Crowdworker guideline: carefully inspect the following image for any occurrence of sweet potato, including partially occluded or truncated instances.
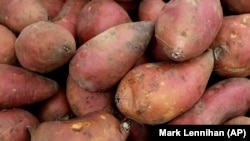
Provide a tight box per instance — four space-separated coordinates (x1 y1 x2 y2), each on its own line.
36 86 73 122
69 21 154 92
211 14 250 77
66 75 114 117
115 49 214 125
0 64 59 109
39 0 66 19
0 24 16 64
29 111 129 141
155 0 223 61
0 108 39 141
0 0 49 33
15 21 76 73
52 0 88 40
168 77 250 124
224 116 250 125
138 0 165 23
77 0 132 44
221 0 250 14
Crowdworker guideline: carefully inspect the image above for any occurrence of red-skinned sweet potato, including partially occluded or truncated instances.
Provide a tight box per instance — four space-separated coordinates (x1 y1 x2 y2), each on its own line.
168 77 250 124
69 21 154 92
0 108 39 141
52 0 88 40
0 0 49 33
36 86 73 122
155 0 223 61
221 0 250 14
15 21 76 73
115 49 214 125
66 75 114 117
77 0 132 44
211 14 250 77
224 116 250 125
39 0 66 19
29 111 129 141
0 24 16 64
138 0 165 23
0 64 58 109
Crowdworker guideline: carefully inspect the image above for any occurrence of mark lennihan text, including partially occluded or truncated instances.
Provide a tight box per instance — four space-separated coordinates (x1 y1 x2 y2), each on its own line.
183 129 224 136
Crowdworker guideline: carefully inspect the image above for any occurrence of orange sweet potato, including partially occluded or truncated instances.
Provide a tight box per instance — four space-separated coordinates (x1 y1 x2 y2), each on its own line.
29 111 129 141
0 64 58 109
52 0 88 40
69 21 154 92
66 75 114 117
211 14 250 77
115 49 214 125
15 21 76 73
169 78 250 124
0 108 39 141
77 0 132 44
0 24 16 64
155 0 223 61
0 0 49 33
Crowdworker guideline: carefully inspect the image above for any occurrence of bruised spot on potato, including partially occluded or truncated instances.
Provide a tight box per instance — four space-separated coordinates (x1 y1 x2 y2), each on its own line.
180 30 188 37
63 45 71 53
213 45 227 61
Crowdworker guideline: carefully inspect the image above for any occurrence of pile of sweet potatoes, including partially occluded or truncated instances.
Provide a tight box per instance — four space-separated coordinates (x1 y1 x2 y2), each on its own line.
0 0 250 140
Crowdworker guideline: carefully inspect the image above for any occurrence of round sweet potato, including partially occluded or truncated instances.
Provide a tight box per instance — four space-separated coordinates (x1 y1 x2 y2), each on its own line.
15 21 76 73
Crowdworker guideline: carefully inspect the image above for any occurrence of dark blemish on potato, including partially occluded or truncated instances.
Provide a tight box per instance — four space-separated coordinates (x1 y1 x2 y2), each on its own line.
180 30 188 37
115 95 120 105
120 118 133 133
213 45 225 60
171 52 182 59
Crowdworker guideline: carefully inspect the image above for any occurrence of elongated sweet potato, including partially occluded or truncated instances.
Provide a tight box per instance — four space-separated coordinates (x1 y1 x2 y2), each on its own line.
0 0 49 33
66 75 114 117
39 0 66 19
69 21 154 92
0 24 16 64
168 78 250 124
224 116 250 125
15 21 76 73
77 0 132 44
115 49 214 125
211 14 250 77
36 86 73 122
0 64 58 109
29 111 129 141
221 0 250 14
0 108 39 141
52 0 88 40
155 0 223 61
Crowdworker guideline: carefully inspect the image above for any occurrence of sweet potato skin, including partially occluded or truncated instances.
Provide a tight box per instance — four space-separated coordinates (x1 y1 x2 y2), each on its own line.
169 78 250 125
52 0 88 39
36 86 73 122
66 75 114 117
0 24 16 64
211 14 250 77
15 21 76 73
0 108 39 141
224 116 250 125
0 0 49 33
29 111 128 141
115 49 214 125
155 0 223 61
77 0 132 44
221 0 250 14
0 64 59 109
69 21 154 92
